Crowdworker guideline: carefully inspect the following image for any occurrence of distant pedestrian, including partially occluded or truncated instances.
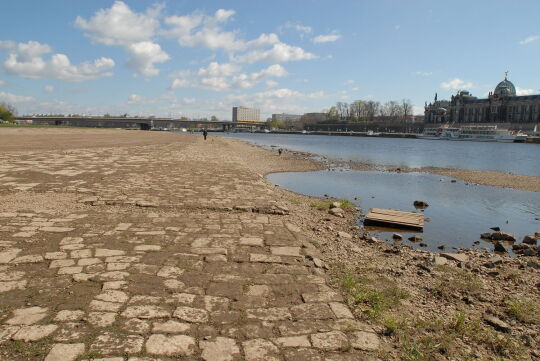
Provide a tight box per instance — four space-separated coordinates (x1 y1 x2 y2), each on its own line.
278 148 283 156
203 129 208 140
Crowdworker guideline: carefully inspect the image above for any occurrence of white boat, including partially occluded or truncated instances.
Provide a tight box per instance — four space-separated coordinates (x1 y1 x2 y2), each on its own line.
417 127 460 140
455 126 527 142
367 130 381 136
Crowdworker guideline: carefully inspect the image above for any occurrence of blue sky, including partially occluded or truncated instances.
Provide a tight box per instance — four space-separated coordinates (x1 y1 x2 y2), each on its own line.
0 0 539 120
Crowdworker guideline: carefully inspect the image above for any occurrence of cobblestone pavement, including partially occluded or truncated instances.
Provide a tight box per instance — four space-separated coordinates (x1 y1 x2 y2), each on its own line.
0 133 380 360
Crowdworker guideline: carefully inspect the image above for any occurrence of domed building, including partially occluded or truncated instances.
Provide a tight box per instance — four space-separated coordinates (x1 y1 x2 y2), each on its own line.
425 74 540 127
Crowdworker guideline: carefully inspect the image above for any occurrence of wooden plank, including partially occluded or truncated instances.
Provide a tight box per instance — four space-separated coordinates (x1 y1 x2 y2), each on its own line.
364 208 424 230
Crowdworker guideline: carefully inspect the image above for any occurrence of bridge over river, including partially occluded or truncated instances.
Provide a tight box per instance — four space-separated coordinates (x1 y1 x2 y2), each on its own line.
15 116 266 131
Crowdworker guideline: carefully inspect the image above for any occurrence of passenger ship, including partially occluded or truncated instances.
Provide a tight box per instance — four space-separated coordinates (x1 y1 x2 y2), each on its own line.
418 125 527 142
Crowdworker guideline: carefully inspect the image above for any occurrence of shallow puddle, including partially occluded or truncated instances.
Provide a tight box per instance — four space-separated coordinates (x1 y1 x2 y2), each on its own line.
268 170 540 254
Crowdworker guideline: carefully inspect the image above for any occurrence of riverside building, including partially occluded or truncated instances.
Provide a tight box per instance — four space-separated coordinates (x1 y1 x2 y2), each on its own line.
232 106 261 123
425 74 540 125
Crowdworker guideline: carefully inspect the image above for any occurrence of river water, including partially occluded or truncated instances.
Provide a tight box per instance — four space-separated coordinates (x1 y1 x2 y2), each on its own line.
216 133 540 254
218 133 540 176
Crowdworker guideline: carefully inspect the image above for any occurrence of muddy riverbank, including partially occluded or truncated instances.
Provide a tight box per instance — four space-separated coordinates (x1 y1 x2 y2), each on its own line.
0 128 538 360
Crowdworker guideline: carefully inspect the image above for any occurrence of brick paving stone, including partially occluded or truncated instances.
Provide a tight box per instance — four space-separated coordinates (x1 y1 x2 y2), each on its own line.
45 252 68 260
50 259 76 268
54 310 85 322
290 303 334 320
156 266 185 278
349 331 380 351
89 300 123 312
78 258 102 266
310 331 349 351
152 320 191 333
44 343 85 361
247 307 292 321
200 337 241 361
6 306 48 325
274 335 311 347
239 237 264 246
302 292 343 303
329 303 354 319
0 280 27 292
270 247 301 257
95 290 130 303
122 305 171 319
58 266 83 275
90 333 144 354
282 348 324 361
11 254 44 263
146 334 196 356
173 306 209 323
242 338 281 361
86 312 117 327
12 324 58 341
95 249 126 257
123 318 151 333
250 254 282 263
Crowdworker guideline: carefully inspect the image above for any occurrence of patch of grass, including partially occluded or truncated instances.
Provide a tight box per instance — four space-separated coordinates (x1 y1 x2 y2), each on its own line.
1 339 51 359
310 198 353 211
499 268 522 281
335 268 408 320
290 198 301 205
395 313 526 361
506 297 540 324
433 265 482 296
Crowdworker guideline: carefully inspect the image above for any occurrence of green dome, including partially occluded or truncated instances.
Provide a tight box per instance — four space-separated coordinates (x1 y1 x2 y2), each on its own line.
494 77 516 97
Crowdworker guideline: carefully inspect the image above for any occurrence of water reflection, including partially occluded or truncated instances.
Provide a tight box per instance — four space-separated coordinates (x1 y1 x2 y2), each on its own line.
267 170 540 254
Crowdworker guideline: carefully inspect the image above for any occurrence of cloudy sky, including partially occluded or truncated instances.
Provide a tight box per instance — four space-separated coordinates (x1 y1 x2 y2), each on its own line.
1 0 539 120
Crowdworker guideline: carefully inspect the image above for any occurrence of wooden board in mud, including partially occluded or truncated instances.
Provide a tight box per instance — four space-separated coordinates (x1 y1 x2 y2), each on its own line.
364 208 424 230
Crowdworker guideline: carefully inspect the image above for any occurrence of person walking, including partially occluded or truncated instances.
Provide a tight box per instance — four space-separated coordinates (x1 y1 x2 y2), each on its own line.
203 129 208 140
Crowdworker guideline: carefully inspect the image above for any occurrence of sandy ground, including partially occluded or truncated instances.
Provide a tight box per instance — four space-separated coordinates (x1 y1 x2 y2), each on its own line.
0 128 537 361
344 160 540 192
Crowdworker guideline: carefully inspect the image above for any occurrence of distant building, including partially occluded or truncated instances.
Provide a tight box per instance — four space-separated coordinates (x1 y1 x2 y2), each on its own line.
232 106 260 123
300 112 327 126
425 74 540 124
271 113 302 129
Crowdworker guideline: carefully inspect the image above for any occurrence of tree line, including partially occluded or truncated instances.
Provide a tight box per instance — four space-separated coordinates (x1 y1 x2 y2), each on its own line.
326 99 413 122
0 102 16 123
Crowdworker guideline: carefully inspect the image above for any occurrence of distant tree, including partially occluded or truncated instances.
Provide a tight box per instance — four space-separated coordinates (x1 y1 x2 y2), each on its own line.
103 113 112 118
210 115 219 121
267 119 285 129
0 103 16 123
401 99 413 121
179 116 189 121
327 106 338 121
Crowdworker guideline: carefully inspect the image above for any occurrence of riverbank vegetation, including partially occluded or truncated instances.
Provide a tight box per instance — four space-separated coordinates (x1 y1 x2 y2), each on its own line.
326 99 414 123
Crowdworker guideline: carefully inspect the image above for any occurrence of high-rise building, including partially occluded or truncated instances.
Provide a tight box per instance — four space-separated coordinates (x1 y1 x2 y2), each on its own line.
232 106 261 122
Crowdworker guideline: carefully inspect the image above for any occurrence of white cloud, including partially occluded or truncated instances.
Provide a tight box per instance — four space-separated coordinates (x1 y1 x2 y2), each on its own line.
346 79 354 84
519 35 540 45
75 1 168 76
165 9 245 52
125 41 170 76
183 97 196 104
266 80 278 88
394 24 401 30
0 91 34 103
279 22 312 39
165 9 316 65
170 62 288 91
415 71 433 76
44 85 54 93
440 78 473 90
231 43 317 63
313 31 341 43
0 80 5 86
2 40 114 81
516 87 538 96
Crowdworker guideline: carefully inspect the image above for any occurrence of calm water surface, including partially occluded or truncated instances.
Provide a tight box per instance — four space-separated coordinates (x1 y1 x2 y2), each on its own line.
218 133 540 176
268 170 540 254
